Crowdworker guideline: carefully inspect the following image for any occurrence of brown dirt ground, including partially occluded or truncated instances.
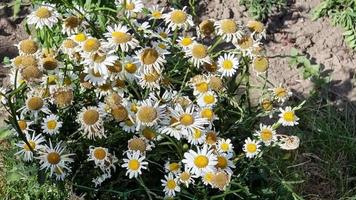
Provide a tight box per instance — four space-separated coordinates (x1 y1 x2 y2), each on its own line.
0 0 355 199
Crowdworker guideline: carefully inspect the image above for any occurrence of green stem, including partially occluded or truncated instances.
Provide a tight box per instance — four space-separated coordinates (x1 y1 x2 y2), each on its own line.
208 36 222 53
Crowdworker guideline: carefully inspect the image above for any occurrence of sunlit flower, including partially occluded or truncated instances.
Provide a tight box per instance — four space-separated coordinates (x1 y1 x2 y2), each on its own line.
103 24 139 52
162 173 181 197
122 150 148 179
243 137 261 158
135 47 166 74
116 0 144 17
149 6 164 20
177 36 195 49
217 53 239 77
271 84 292 103
135 98 165 129
15 133 45 161
164 161 181 175
27 4 59 29
182 145 217 176
215 19 243 43
254 124 276 146
163 7 193 31
41 114 62 135
197 91 218 107
215 153 235 175
77 106 106 139
278 107 299 126
216 138 234 154
185 42 211 68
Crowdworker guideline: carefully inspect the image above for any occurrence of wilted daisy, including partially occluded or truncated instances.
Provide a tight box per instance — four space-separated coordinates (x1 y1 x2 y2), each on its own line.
177 36 195 49
198 19 216 38
243 137 261 158
189 75 211 96
116 0 144 17
37 141 74 176
92 173 111 187
254 124 276 146
135 99 165 129
136 70 162 90
217 53 239 77
53 166 68 181
60 38 78 55
215 153 235 175
182 145 217 176
211 171 231 191
127 137 150 154
149 6 164 20
215 19 243 43
185 43 211 68
122 150 148 179
271 84 292 103
165 161 182 174
61 15 83 35
16 118 33 135
16 38 39 55
21 91 51 120
197 91 218 107
103 24 139 52
88 146 110 166
169 104 208 136
77 106 106 139
277 134 300 150
216 138 234 154
253 56 269 74
205 130 219 146
154 27 171 41
179 171 195 187
119 119 136 133
160 116 183 140
278 107 299 126
163 7 193 31
162 173 181 197
41 114 62 135
135 47 166 74
27 4 59 29
202 171 214 186
247 20 266 39
15 133 45 161
84 68 108 86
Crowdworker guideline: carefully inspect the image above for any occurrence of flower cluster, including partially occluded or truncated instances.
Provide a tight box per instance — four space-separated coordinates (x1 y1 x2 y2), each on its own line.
0 0 302 198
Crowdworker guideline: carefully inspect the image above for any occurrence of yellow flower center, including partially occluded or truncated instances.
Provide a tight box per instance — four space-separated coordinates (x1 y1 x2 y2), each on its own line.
128 159 140 170
204 172 214 183
246 143 257 153
158 43 166 49
112 31 132 44
125 119 134 126
23 141 36 151
35 7 52 19
141 48 159 65
199 19 215 36
253 57 269 73
247 20 264 33
130 103 138 113
137 106 157 123
159 32 168 38
83 38 100 52
18 120 27 131
170 10 187 24
180 171 191 181
92 53 106 63
19 39 38 54
125 2 135 10
47 120 57 130
216 156 228 169
144 72 160 82
206 131 217 145
220 19 237 34
180 114 194 126
111 106 128 122
54 89 73 108
27 97 44 111
83 109 100 125
22 65 42 81
203 94 215 104
261 99 273 111
166 179 176 189
181 37 192 46
125 63 137 74
220 143 229 152
93 148 107 160
212 172 229 190
62 39 77 49
196 82 208 93
91 69 102 77
283 111 295 122
64 16 80 28
74 33 87 42
108 61 122 73
274 87 287 98
191 44 208 59
193 128 202 139
152 11 162 19
142 127 156 140
42 57 58 70
237 36 253 49
201 108 213 120
222 60 233 70
169 162 180 172
20 55 37 68
128 138 147 153
194 155 209 168
47 152 61 164
260 129 273 141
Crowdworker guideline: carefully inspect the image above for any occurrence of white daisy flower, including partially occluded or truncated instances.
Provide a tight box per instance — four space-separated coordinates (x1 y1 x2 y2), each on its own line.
119 119 136 133
132 20 152 37
84 68 108 86
82 49 118 77
60 38 79 56
169 104 208 136
41 114 62 135
199 107 218 127
15 133 45 161
116 0 144 17
27 4 59 29
161 173 181 197
202 171 214 186
122 56 140 81
278 107 299 126
178 171 195 187
271 84 292 103
254 124 276 146
135 98 165 130
37 141 74 176
234 35 260 57
216 138 234 154
187 128 206 145
122 150 148 179
127 136 151 154
149 6 164 20
53 166 69 181
16 118 33 135
61 15 84 35
243 137 261 158
215 19 243 43
103 24 139 52
20 91 51 120
182 144 218 176
177 36 195 49
164 161 182 175
71 32 88 45
163 7 194 31
77 106 106 139
136 70 162 90
80 37 102 54
197 91 218 107
88 146 110 167
159 116 183 140
215 153 235 175
189 75 211 96
217 53 239 77
135 47 166 74
247 20 266 40
185 43 211 68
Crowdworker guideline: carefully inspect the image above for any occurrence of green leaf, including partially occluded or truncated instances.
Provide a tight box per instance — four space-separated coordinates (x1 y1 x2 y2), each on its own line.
290 48 299 56
12 0 21 18
0 128 11 139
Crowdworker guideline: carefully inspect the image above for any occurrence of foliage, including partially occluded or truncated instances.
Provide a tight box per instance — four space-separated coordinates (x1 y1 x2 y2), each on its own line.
239 0 287 21
313 0 356 49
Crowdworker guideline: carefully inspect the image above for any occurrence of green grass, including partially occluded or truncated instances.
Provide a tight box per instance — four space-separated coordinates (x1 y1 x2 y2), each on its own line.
239 0 287 21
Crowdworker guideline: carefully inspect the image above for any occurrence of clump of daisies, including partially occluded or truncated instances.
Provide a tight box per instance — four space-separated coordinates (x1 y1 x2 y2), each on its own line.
0 0 303 198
